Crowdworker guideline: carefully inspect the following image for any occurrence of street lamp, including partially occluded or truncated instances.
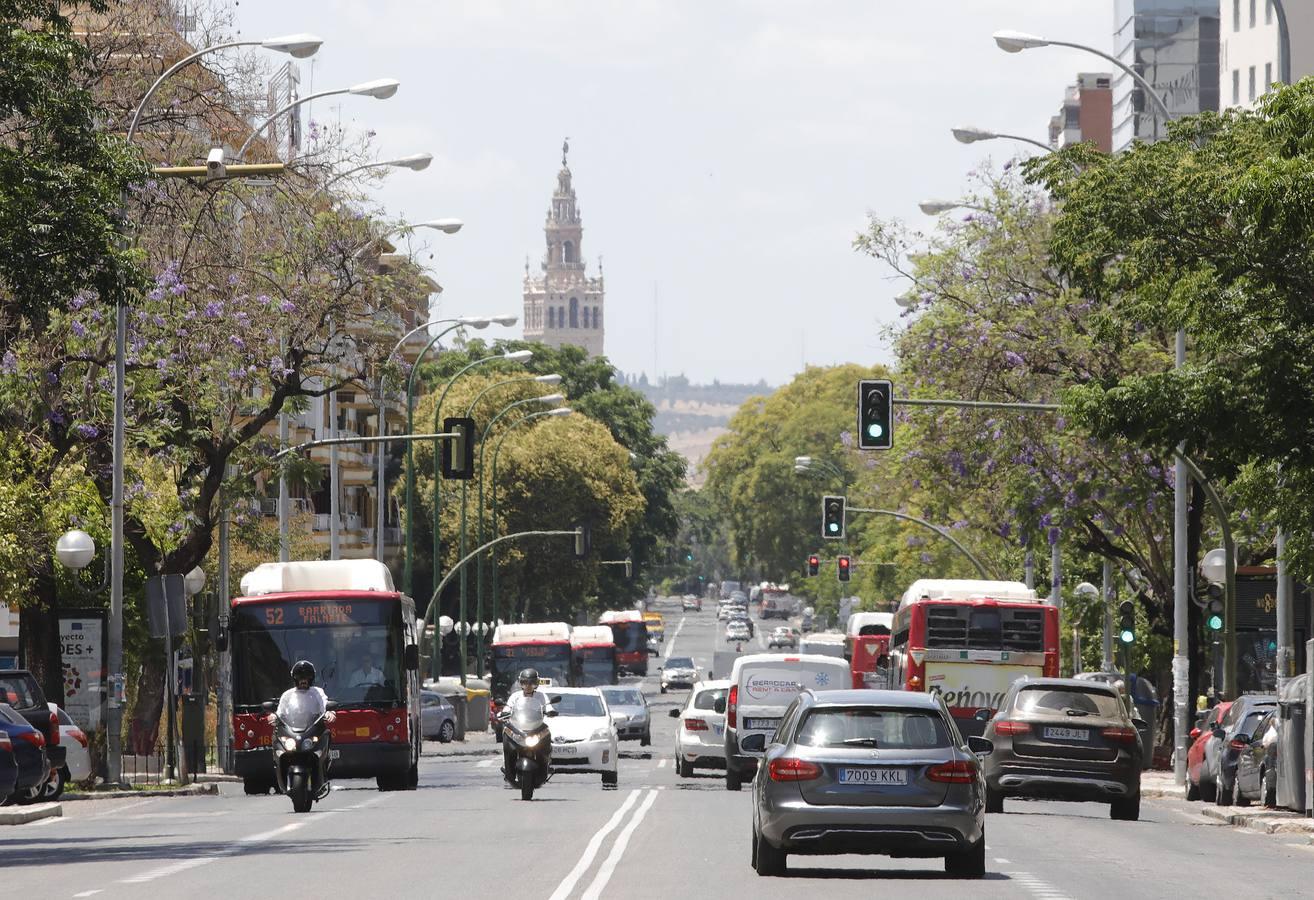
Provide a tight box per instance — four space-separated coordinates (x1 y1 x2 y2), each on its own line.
318 153 434 196
489 407 574 626
183 566 207 599
235 78 402 161
109 30 324 788
56 530 97 572
952 126 1053 154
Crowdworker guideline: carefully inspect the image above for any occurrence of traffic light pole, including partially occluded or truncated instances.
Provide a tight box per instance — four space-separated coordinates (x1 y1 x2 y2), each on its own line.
846 506 995 579
1175 453 1237 698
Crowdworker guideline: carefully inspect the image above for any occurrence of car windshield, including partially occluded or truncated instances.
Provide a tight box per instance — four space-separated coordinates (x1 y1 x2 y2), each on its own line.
602 689 642 707
667 657 694 668
1015 687 1122 718
694 688 728 711
554 693 605 717
796 707 951 749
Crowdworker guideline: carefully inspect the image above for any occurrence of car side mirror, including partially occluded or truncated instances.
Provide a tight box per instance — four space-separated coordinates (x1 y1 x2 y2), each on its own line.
403 644 420 671
1234 733 1252 745
974 708 993 723
546 709 559 717
967 736 994 756
261 700 277 712
714 699 727 714
668 708 680 718
1189 727 1201 740
1212 726 1226 740
548 695 563 705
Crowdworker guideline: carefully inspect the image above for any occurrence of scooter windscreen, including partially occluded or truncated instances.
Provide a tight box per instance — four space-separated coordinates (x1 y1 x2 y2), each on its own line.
509 705 545 732
279 692 326 731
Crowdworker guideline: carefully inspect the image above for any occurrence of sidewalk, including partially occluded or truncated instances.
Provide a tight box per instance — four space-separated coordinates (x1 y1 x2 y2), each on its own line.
1142 770 1314 841
1140 770 1180 799
422 728 501 758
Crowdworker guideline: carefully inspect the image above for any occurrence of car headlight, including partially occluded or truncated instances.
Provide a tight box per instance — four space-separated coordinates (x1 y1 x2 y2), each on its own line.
524 734 541 747
281 736 297 751
591 728 611 741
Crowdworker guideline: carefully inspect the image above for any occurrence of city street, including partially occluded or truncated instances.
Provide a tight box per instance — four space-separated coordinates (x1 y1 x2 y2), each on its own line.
1 600 1310 899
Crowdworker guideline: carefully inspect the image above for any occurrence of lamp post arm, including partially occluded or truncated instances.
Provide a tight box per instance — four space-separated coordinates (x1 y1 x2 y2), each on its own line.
994 132 1056 153
846 506 996 579
1045 38 1173 122
1272 0 1292 85
235 87 348 161
127 40 258 142
274 431 456 460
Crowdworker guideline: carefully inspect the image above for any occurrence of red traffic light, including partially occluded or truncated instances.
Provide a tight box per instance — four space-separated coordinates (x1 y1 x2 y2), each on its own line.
837 555 851 582
807 555 820 576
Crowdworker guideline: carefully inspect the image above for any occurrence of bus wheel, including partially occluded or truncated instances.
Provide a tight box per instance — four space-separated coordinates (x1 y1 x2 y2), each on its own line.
243 779 272 796
406 763 419 790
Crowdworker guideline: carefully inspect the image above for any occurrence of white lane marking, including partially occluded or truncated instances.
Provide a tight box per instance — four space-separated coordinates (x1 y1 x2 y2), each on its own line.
663 616 687 659
1005 871 1072 900
476 759 495 768
580 788 659 900
548 790 642 900
994 857 1012 864
72 892 103 898
657 759 668 769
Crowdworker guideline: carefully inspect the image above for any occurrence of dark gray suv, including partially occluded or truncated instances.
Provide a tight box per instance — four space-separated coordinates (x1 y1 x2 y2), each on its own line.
752 689 989 878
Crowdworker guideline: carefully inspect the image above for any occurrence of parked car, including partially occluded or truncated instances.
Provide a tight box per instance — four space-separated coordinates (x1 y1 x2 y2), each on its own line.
670 680 730 777
0 670 65 784
0 702 50 805
544 687 619 786
767 627 797 650
981 677 1143 821
660 657 698 693
751 688 989 878
1186 701 1232 801
1211 693 1277 807
1232 708 1279 807
0 729 17 802
420 690 457 743
44 703 90 798
599 686 651 746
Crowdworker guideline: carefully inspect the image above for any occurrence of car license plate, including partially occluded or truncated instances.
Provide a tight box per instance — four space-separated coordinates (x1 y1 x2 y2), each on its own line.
553 745 577 756
838 767 908 785
328 749 340 760
1042 727 1089 742
745 718 780 731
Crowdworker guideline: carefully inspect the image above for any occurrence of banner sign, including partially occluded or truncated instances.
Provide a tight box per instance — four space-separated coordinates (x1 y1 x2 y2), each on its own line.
59 609 107 731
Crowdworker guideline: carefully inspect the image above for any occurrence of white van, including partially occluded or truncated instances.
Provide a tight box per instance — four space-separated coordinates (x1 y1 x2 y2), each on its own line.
722 652 850 790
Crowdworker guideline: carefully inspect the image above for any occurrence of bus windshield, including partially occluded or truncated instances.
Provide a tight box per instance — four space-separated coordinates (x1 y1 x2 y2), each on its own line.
607 622 648 653
491 643 572 696
923 604 1045 653
231 602 403 709
574 646 615 687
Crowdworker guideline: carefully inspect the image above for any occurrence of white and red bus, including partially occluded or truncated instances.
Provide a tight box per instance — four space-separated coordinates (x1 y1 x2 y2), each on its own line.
599 609 650 676
888 579 1059 736
228 560 422 794
570 625 618 687
487 622 572 733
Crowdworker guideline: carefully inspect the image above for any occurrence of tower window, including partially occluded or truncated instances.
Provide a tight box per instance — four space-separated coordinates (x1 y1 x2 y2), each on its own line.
548 307 556 328
582 307 590 328
559 306 565 327
593 306 600 329
569 297 579 328
563 240 575 264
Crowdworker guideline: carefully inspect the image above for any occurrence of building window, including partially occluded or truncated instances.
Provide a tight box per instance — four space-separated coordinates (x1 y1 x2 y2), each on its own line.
1233 68 1241 105
1249 0 1256 28
1249 65 1257 102
593 306 600 329
582 306 590 328
563 240 575 264
569 297 579 328
548 306 556 328
1233 0 1240 31
559 306 565 328
1265 62 1273 94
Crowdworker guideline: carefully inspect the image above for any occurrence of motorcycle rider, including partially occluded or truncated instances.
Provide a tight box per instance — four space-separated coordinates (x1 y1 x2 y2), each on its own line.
270 660 338 726
501 668 549 783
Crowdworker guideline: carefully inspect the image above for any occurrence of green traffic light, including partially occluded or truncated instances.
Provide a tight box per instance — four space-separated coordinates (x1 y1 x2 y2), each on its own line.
867 423 883 438
1206 614 1223 631
1119 628 1135 644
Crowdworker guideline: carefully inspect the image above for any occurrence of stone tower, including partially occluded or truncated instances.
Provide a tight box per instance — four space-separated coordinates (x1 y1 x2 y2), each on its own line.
522 140 605 356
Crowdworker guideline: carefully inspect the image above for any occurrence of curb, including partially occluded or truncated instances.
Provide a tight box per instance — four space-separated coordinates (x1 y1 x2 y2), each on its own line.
1199 804 1314 835
425 747 501 758
0 802 62 825
193 774 242 783
61 783 219 802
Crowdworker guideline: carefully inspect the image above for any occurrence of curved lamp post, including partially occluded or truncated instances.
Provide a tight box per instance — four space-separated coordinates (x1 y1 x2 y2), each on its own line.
952 125 1054 154
323 153 433 194
110 31 323 788
489 408 574 626
234 78 401 161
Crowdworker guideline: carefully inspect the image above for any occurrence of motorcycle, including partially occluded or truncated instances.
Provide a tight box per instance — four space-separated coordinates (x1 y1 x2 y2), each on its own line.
263 700 336 813
499 700 557 801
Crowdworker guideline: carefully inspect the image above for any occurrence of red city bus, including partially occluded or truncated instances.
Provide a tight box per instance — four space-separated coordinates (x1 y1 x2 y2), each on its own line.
850 634 892 689
487 623 572 733
888 579 1059 737
599 610 649 676
228 561 421 794
570 626 618 687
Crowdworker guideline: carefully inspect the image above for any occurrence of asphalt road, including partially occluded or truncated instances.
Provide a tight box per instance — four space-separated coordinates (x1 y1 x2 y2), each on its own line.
4 598 1312 899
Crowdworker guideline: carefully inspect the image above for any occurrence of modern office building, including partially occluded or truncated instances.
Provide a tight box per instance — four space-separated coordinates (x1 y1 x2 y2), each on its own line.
1112 0 1221 150
1048 72 1115 152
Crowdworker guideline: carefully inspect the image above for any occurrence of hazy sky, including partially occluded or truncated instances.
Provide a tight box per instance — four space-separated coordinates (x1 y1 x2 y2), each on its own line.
234 1 1112 385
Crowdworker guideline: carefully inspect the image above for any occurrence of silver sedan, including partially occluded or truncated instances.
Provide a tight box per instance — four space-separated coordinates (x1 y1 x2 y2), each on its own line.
752 689 989 878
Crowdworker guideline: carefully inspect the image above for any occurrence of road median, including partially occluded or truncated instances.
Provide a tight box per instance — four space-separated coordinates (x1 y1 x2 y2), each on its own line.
1199 805 1314 837
0 802 62 825
61 783 219 802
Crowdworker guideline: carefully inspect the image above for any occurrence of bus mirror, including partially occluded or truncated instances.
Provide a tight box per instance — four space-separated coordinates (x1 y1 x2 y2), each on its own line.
261 700 277 712
325 700 340 712
403 644 420 671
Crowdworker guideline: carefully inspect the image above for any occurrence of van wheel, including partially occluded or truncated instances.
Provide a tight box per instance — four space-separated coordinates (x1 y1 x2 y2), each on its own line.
753 828 786 876
726 766 742 791
1110 793 1141 822
601 771 618 787
1232 775 1250 807
1263 767 1277 808
945 835 986 878
1185 778 1200 801
985 786 1004 814
41 766 67 801
640 730 651 747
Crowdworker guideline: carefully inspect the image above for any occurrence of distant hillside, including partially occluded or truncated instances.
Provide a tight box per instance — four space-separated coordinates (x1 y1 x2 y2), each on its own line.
620 373 774 485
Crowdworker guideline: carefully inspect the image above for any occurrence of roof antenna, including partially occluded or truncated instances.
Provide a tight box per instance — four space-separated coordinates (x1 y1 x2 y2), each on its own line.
562 137 570 167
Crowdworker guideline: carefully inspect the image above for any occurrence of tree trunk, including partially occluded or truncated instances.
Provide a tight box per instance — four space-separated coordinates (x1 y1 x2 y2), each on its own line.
128 651 164 757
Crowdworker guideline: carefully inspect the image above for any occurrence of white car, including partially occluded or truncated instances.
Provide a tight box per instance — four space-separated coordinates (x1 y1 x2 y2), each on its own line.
660 656 699 693
725 621 751 642
46 703 91 797
546 687 619 786
670 680 730 777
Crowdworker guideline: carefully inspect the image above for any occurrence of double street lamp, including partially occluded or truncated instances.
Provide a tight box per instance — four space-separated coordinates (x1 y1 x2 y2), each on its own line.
234 78 402 161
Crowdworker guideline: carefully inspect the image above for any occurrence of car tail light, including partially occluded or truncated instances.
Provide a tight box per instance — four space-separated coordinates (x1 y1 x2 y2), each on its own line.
683 718 708 732
926 760 977 783
1228 738 1248 751
0 732 10 751
994 720 1031 736
17 730 45 748
1102 726 1139 745
727 685 738 729
71 728 88 748
49 709 60 746
768 757 822 782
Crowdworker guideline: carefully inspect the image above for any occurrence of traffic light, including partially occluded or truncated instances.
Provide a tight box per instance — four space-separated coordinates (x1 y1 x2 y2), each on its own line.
822 495 846 540
1118 600 1136 644
574 523 591 559
807 555 820 577
1205 584 1224 632
857 379 894 450
441 417 477 479
837 555 851 582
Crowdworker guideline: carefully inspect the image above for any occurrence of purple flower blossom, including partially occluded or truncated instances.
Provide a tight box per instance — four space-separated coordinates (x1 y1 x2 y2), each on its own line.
997 522 1012 539
257 294 272 306
919 552 933 564
204 301 223 318
75 424 99 439
1047 526 1060 546
71 321 86 338
279 299 296 313
839 430 853 449
1 351 16 374
69 290 95 311
227 273 240 286
230 335 245 349
1003 350 1025 368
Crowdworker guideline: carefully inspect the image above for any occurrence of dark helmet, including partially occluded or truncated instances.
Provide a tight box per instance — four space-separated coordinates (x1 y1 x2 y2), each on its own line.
291 660 316 684
518 668 540 688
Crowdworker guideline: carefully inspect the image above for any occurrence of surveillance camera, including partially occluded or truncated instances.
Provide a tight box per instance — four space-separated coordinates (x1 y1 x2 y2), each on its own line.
206 147 227 180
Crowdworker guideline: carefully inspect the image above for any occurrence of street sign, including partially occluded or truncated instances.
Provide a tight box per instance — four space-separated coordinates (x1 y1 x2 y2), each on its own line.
145 574 187 638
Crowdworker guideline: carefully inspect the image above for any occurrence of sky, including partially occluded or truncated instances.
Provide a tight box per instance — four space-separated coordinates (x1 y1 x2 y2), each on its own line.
232 1 1114 386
